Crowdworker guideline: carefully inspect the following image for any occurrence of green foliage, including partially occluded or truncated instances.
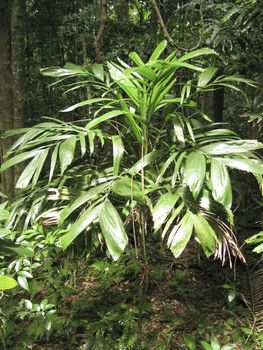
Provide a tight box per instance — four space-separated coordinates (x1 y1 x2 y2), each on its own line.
1 41 262 265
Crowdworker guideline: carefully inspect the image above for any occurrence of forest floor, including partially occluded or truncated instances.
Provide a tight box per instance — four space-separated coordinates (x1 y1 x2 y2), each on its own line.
30 245 262 350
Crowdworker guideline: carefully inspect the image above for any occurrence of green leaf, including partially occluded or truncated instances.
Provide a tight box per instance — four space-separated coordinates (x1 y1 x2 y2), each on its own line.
0 239 33 257
148 40 167 62
112 136 124 176
79 132 86 157
1 149 42 173
198 67 218 88
49 143 59 182
17 276 29 290
156 152 178 184
61 98 113 112
91 63 104 81
59 183 111 224
108 63 139 106
16 153 42 189
0 275 18 290
41 64 88 77
217 157 263 174
129 51 144 67
112 176 144 203
183 152 206 199
168 211 193 258
184 335 196 350
178 48 217 62
59 136 76 174
211 336 220 350
152 192 179 232
191 212 217 257
86 110 124 129
200 341 213 350
61 205 102 250
200 140 263 155
99 200 128 261
210 159 232 208
32 148 49 187
129 150 164 175
87 130 95 154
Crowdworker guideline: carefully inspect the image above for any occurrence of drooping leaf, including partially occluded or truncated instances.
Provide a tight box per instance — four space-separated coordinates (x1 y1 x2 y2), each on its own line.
152 192 179 232
99 200 128 261
178 48 217 62
86 110 124 129
191 212 217 257
210 159 232 208
61 98 113 112
1 149 42 173
200 140 263 155
198 67 218 88
16 153 41 189
79 132 86 157
112 135 124 176
91 63 104 81
184 335 196 350
217 157 263 174
49 143 59 182
167 211 193 258
61 205 102 250
129 150 164 175
32 148 49 187
59 183 111 224
183 152 206 199
59 136 76 174
0 275 18 290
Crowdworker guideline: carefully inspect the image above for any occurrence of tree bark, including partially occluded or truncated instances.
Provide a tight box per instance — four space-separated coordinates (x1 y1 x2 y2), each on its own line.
11 0 26 130
0 0 14 198
92 0 107 63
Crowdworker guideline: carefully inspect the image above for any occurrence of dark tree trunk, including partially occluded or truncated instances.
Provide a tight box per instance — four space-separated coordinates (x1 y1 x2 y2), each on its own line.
0 0 14 198
11 0 26 130
213 86 224 123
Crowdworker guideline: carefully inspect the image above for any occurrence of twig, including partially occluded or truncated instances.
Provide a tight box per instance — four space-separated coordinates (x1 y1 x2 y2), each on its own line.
151 0 205 52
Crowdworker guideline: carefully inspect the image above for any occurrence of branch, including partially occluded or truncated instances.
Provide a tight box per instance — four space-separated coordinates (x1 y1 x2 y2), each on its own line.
92 0 107 62
151 0 204 52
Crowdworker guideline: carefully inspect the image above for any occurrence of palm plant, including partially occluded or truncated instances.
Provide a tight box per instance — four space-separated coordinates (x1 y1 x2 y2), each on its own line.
1 40 263 344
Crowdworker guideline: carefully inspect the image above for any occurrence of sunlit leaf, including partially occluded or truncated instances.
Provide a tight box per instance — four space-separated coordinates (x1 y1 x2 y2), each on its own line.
210 159 232 208
183 152 206 199
112 176 144 203
191 212 217 257
167 211 193 258
198 67 218 88
61 205 102 250
0 275 18 290
59 136 76 174
99 200 128 261
152 192 179 232
112 136 124 176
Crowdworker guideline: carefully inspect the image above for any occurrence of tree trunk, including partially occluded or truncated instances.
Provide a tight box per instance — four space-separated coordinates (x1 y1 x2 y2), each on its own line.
213 87 224 123
0 0 14 198
117 0 129 20
11 0 26 130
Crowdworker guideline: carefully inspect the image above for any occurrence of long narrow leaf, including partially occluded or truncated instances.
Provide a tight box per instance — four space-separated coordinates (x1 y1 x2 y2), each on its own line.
99 200 128 261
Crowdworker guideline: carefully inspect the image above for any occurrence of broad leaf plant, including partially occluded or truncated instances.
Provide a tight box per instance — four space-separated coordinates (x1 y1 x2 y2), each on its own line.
1 40 263 267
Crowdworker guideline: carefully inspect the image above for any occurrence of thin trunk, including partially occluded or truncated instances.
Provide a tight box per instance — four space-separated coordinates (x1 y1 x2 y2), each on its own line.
11 0 26 183
92 0 107 63
0 0 14 198
213 87 224 123
117 0 129 20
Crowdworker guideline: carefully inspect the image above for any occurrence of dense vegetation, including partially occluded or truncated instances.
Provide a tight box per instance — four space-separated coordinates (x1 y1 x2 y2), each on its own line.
0 1 262 349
